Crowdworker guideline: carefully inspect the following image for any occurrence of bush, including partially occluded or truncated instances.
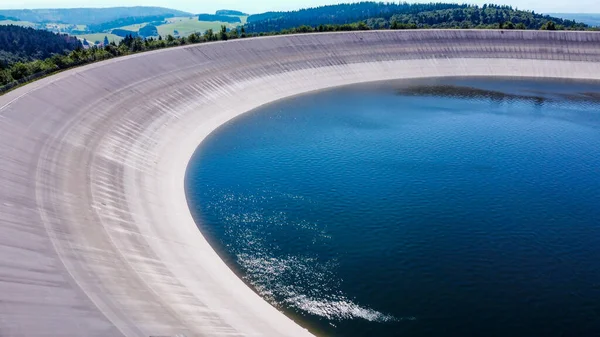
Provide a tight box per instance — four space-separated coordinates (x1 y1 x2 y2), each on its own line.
10 63 30 81
540 21 557 30
0 69 13 86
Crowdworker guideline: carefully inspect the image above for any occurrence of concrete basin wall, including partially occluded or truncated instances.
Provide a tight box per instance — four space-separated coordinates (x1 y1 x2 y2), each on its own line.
1 30 600 337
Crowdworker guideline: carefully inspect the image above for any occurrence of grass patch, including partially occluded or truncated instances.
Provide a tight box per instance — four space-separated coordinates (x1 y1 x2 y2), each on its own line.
157 17 238 36
75 33 123 44
0 20 37 28
2 16 247 40
114 23 148 31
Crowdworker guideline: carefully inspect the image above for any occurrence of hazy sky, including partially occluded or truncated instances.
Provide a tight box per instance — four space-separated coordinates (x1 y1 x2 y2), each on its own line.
1 0 598 14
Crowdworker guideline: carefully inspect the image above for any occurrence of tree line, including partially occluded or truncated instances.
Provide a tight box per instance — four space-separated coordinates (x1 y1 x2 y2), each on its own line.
198 14 241 23
216 10 248 16
247 2 465 24
0 28 234 90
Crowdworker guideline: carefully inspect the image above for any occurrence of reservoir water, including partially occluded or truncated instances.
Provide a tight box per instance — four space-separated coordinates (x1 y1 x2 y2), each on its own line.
185 78 600 337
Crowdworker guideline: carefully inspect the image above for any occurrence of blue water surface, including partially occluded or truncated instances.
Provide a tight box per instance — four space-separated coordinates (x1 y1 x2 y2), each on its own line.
185 78 600 337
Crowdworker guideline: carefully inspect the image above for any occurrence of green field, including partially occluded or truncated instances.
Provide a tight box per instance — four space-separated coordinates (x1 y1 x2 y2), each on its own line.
0 20 37 28
44 23 86 31
157 16 239 37
3 14 248 42
115 23 148 31
164 16 195 24
75 33 122 44
0 20 90 35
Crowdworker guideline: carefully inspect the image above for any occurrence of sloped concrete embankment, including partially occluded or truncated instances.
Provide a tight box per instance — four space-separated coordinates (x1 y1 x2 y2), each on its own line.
1 30 599 336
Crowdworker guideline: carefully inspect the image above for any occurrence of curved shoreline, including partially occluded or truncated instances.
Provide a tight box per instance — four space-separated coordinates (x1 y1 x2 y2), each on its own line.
1 30 600 337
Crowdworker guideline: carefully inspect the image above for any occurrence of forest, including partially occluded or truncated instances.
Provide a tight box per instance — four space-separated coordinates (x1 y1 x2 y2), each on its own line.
198 14 242 23
111 29 139 38
215 10 248 16
245 2 588 32
139 25 159 38
247 3 464 23
0 25 81 67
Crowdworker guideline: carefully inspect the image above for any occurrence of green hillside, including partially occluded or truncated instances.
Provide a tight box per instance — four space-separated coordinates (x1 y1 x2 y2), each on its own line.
0 20 36 28
76 33 122 44
86 14 175 33
0 7 248 39
156 17 236 37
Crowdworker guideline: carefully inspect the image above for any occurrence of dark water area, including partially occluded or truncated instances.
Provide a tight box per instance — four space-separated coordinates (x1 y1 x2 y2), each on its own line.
185 78 600 337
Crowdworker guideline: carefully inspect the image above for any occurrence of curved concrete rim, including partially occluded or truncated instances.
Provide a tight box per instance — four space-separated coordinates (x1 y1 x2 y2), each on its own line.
1 30 600 337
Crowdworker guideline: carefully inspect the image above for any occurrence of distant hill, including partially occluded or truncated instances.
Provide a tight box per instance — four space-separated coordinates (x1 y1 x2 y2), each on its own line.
246 3 467 24
0 25 80 66
0 14 20 21
216 10 248 16
549 13 600 27
198 14 241 23
87 14 174 33
245 2 588 32
0 7 191 25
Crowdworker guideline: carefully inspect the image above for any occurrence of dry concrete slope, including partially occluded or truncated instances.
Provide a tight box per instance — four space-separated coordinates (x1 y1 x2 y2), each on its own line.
1 30 600 337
